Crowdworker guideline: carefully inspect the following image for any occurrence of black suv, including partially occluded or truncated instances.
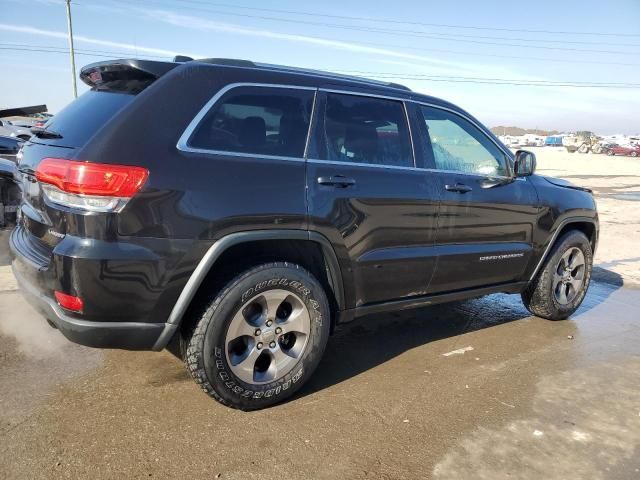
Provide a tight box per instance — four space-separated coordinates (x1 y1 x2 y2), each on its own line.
10 58 598 410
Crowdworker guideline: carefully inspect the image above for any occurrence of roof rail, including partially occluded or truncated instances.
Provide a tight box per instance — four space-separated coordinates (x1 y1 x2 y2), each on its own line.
192 57 411 91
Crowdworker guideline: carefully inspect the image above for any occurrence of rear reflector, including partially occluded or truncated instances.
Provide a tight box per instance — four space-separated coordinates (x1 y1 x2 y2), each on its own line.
55 291 84 313
36 158 148 212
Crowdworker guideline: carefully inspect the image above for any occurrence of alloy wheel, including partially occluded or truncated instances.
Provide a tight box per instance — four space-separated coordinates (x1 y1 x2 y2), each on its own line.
224 289 310 384
553 247 586 305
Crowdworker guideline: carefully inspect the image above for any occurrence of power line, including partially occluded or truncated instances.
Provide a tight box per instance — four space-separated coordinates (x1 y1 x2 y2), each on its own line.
336 70 640 87
352 76 640 89
0 42 170 59
132 0 640 38
0 46 169 60
3 40 640 70
4 42 639 86
1 46 638 89
72 2 640 66
99 0 640 56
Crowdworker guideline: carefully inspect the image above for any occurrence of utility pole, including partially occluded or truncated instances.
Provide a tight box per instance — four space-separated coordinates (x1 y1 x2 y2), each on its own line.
65 0 78 98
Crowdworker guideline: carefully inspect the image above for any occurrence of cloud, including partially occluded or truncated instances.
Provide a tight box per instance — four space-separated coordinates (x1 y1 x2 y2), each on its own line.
0 23 199 58
145 9 490 76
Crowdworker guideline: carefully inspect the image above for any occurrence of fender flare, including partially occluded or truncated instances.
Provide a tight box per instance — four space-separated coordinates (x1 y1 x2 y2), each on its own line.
153 229 345 350
528 216 598 282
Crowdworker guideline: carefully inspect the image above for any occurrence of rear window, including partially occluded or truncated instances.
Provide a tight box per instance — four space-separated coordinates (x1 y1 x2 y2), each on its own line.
39 90 135 147
188 86 315 158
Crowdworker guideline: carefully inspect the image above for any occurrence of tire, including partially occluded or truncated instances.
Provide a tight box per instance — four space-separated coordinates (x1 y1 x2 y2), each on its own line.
607 150 614 156
631 151 638 157
184 262 330 410
522 230 592 320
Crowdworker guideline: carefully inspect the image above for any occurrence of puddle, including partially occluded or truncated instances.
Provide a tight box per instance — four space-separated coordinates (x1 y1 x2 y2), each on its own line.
610 192 640 201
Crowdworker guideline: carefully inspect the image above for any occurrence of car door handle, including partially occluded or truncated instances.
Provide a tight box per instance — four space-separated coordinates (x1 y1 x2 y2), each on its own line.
445 183 472 193
317 175 356 188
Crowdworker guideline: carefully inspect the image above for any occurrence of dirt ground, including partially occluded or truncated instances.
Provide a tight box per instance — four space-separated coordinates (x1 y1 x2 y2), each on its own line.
1 148 639 480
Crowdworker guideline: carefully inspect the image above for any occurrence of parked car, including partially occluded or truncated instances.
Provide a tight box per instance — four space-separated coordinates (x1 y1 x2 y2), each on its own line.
0 136 21 227
606 144 640 157
0 119 31 140
0 135 23 162
10 58 599 410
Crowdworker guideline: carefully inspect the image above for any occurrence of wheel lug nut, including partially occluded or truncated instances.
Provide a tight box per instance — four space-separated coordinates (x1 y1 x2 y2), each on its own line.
266 320 273 327
255 329 261 336
275 327 282 334
257 342 263 350
269 341 276 348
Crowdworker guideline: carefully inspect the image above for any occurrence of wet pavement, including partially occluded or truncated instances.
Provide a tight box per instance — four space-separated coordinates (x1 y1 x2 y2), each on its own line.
1 268 639 479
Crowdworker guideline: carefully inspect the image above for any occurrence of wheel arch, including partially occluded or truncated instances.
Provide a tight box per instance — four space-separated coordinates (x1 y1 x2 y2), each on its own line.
529 216 598 282
153 230 345 350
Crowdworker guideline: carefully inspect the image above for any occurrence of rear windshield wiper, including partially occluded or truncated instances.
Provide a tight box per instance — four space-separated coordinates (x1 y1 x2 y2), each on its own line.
30 126 63 139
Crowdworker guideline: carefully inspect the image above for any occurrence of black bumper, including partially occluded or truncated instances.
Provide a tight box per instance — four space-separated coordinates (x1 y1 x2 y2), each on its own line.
11 263 175 351
9 225 179 351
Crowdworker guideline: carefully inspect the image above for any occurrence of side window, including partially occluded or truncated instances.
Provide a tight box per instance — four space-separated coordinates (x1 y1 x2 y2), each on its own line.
189 86 315 158
321 93 413 167
420 106 508 176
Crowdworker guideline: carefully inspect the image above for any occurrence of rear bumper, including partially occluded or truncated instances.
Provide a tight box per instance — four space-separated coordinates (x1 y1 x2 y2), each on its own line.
9 225 178 350
11 265 173 350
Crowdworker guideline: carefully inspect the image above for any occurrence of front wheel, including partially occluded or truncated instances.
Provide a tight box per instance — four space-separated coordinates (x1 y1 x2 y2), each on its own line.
522 230 593 320
184 262 330 410
607 150 614 156
631 151 638 157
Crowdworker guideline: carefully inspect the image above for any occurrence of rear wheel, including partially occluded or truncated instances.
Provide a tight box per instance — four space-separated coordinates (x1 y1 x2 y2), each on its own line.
522 230 592 320
184 262 330 410
607 150 614 156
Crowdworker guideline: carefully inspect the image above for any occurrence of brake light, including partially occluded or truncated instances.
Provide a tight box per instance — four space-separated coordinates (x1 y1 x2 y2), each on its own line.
54 291 84 313
35 158 148 212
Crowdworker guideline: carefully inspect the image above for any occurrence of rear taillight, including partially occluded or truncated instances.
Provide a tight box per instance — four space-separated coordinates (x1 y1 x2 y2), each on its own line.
35 158 148 212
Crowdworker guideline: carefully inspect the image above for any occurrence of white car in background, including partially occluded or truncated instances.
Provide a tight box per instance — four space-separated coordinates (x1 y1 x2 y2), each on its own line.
0 119 31 140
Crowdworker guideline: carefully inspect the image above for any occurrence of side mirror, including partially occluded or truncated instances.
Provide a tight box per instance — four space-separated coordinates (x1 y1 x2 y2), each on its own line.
514 150 536 177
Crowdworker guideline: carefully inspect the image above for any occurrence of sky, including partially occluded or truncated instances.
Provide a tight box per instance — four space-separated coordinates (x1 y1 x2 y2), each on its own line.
1 0 639 134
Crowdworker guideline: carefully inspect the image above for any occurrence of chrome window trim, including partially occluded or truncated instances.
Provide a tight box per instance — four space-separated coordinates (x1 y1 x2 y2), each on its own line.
177 82 514 177
307 158 420 172
176 82 317 161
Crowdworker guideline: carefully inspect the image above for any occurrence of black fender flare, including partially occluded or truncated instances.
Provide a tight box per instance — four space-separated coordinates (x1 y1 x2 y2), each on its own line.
153 229 345 350
528 216 598 282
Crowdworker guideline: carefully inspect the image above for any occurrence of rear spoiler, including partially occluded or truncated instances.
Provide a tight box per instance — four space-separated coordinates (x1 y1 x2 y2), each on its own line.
79 59 180 92
0 105 48 118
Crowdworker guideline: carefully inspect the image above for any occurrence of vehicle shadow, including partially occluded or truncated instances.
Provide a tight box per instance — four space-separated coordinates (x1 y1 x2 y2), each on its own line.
296 268 624 400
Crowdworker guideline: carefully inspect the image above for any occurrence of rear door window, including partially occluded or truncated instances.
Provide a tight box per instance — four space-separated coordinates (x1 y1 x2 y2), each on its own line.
188 86 315 158
319 93 413 168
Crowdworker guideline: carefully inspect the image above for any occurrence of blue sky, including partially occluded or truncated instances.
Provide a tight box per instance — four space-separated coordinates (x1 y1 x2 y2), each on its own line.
1 0 639 134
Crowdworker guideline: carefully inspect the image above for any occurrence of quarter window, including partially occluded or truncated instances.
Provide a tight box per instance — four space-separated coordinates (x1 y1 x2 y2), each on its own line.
420 106 508 176
189 86 315 158
320 93 413 167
